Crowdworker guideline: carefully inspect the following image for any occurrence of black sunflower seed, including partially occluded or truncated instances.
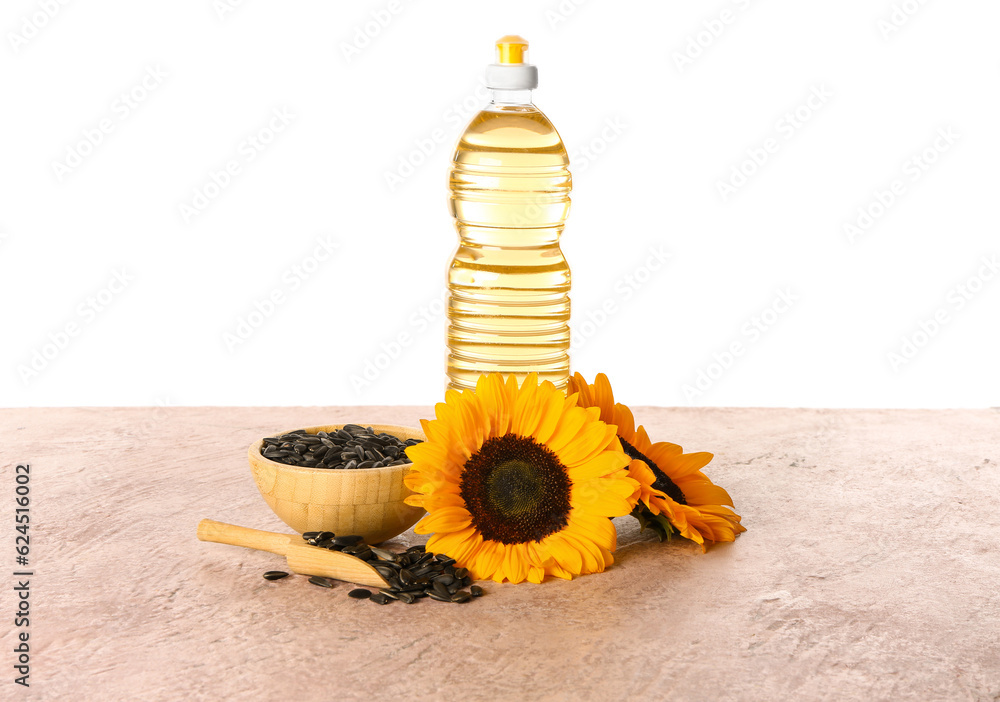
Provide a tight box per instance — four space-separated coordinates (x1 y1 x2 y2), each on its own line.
334 535 364 546
373 565 398 579
369 547 397 561
370 593 392 605
470 585 484 597
308 576 335 588
263 571 289 580
451 591 472 603
348 588 371 599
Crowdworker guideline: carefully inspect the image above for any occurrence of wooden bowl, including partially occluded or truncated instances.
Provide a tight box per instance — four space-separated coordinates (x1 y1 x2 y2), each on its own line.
248 423 426 544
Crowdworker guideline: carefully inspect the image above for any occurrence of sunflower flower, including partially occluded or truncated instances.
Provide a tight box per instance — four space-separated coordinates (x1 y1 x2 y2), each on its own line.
568 372 746 551
404 373 637 584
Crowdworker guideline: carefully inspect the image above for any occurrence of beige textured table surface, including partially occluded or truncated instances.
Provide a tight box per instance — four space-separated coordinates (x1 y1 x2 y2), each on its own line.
2 407 998 701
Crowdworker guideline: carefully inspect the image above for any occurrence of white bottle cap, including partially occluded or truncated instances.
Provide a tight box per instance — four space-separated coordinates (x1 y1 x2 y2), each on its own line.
485 35 538 90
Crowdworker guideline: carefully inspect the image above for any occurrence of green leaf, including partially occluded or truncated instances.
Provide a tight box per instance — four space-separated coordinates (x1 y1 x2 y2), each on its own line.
631 505 676 543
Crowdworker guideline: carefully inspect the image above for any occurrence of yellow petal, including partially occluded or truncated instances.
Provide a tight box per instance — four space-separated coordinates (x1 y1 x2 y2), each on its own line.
567 449 630 482
547 405 589 454
414 506 471 535
567 512 617 552
476 373 511 437
562 531 603 574
474 540 504 580
653 448 711 476
419 492 466 511
555 420 615 468
676 479 734 507
530 384 565 445
546 533 583 575
426 526 477 553
613 402 637 441
511 373 540 436
593 373 617 425
570 477 635 517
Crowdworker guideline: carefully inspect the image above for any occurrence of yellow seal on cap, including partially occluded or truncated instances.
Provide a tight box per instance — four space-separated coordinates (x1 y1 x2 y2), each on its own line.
496 35 528 65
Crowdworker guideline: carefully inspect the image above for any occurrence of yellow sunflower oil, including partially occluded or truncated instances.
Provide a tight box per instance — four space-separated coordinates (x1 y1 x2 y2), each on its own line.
447 36 572 392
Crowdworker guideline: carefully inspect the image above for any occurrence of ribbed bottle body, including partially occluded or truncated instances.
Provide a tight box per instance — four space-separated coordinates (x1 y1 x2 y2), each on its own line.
446 105 572 391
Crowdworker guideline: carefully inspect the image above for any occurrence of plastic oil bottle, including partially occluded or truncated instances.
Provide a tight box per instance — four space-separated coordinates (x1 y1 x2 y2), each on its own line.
446 36 572 392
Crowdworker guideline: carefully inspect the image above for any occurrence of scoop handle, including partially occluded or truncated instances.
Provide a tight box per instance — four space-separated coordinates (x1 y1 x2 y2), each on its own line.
197 519 292 556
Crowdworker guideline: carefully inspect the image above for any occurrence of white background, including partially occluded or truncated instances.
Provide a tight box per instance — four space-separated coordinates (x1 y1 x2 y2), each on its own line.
2 0 998 408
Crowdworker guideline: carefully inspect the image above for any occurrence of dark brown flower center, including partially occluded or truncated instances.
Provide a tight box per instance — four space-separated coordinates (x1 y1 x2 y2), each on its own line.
459 434 572 544
619 437 687 505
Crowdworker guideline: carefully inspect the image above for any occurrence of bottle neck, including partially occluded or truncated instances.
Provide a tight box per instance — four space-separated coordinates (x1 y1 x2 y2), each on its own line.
490 88 533 106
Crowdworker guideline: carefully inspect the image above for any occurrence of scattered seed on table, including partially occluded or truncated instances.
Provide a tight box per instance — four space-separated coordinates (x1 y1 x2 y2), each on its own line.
262 533 489 604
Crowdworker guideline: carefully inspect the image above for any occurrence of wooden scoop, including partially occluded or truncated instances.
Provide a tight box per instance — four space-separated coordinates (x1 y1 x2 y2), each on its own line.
197 519 390 588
